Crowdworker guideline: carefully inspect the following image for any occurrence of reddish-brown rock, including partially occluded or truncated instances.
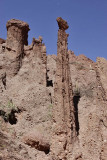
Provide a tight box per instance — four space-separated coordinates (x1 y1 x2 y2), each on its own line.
6 19 30 77
51 18 76 160
0 38 5 44
56 17 69 30
0 18 107 160
6 19 30 46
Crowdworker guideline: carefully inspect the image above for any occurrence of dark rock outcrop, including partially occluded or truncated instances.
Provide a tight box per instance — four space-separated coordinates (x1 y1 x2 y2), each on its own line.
0 38 5 44
56 17 69 30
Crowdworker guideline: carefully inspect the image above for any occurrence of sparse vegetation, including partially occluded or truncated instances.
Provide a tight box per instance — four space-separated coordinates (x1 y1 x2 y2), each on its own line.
0 100 19 124
77 64 85 70
48 104 53 119
73 81 80 96
70 62 85 70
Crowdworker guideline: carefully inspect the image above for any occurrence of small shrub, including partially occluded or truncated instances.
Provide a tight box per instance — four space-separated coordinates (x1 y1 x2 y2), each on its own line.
73 82 80 96
77 64 85 70
48 104 53 120
70 62 85 70
0 100 19 124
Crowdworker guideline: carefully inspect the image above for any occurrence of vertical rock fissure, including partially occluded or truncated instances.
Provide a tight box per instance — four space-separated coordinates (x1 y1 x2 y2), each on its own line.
96 69 106 101
46 72 53 87
2 73 6 89
73 95 80 135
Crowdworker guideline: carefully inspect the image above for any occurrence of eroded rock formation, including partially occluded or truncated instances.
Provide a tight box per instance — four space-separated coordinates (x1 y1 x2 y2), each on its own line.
6 19 30 77
0 17 107 160
0 38 5 44
51 17 76 160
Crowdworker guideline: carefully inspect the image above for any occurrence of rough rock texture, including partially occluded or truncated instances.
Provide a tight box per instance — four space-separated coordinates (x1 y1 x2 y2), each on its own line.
56 17 69 30
51 18 76 160
0 18 107 160
47 55 56 88
6 19 30 77
0 38 5 44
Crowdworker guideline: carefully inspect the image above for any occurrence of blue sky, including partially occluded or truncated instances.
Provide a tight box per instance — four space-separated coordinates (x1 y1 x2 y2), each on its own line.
0 0 107 61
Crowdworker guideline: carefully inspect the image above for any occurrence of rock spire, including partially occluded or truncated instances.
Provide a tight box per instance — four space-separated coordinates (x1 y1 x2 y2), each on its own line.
51 17 76 160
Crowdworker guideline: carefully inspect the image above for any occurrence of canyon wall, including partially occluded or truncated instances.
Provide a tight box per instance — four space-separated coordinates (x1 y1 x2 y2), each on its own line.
0 18 107 160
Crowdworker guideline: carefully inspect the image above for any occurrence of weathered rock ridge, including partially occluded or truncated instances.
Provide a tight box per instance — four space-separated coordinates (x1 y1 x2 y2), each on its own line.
0 18 107 160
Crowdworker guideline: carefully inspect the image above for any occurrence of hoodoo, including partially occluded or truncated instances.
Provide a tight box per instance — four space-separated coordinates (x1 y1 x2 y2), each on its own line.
51 17 76 160
6 19 30 77
0 17 107 160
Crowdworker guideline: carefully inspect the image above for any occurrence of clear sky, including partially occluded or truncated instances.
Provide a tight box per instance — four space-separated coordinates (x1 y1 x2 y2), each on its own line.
0 0 107 61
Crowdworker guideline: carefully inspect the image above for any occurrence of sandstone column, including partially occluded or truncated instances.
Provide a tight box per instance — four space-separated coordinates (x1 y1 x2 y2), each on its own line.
6 19 30 77
51 17 76 160
32 36 47 86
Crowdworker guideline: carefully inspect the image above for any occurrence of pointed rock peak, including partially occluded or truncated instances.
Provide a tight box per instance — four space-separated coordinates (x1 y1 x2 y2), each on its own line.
56 17 69 30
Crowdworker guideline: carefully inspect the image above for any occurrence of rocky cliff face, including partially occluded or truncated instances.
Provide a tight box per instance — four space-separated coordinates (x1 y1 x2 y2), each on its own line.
0 18 107 160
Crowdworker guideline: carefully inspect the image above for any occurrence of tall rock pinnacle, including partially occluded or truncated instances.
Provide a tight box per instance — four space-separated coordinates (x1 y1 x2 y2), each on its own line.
6 19 30 77
51 17 76 160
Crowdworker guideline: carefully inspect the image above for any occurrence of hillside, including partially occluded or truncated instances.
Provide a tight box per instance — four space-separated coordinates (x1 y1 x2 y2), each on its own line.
0 17 107 160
